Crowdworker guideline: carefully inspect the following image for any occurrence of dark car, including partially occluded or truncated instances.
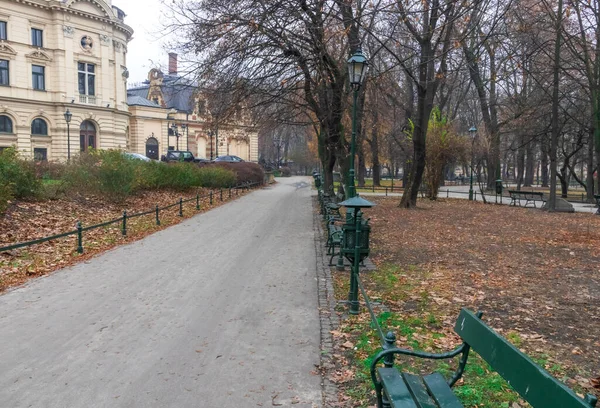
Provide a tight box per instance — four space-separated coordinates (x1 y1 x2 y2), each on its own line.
161 151 205 163
214 155 244 162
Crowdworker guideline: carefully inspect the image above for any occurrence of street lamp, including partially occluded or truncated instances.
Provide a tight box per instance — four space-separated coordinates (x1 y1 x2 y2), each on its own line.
181 123 188 151
208 130 214 160
63 109 72 162
468 126 477 200
346 48 369 199
171 123 179 150
339 195 375 315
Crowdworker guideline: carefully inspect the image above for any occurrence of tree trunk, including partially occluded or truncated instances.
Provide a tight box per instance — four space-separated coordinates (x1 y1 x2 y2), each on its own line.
524 141 535 186
517 134 525 190
357 146 366 187
588 130 596 201
548 0 563 211
541 134 550 187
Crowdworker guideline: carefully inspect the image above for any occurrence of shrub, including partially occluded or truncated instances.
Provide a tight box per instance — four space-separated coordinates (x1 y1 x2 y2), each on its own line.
207 162 265 185
0 179 13 214
34 160 66 181
62 150 136 202
196 166 236 188
0 147 41 199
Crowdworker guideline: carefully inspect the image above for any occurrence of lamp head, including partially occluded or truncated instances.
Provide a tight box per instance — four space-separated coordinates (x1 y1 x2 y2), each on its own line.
347 48 369 88
64 109 72 123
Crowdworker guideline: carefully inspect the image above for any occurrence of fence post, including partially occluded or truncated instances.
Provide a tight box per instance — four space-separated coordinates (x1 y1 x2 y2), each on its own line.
474 191 477 201
372 183 375 192
385 187 388 196
210 191 213 205
391 178 394 192
196 194 200 210
122 211 127 236
229 188 232 198
447 189 449 198
179 198 183 217
155 205 161 226
220 189 223 201
76 221 83 254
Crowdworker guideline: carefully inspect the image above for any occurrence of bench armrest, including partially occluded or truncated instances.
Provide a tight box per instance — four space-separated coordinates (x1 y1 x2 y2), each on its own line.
370 343 471 389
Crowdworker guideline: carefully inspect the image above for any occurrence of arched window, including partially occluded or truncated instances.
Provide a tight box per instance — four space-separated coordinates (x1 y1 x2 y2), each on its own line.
0 115 12 133
80 120 96 152
31 118 48 135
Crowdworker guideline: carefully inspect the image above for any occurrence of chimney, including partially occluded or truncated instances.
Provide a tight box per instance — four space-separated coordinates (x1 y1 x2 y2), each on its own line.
168 52 178 75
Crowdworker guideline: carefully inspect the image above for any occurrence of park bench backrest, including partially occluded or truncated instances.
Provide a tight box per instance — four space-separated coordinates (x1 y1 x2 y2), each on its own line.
454 309 596 408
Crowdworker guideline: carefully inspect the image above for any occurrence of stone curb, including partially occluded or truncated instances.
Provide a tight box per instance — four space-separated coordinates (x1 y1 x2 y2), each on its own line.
313 196 340 407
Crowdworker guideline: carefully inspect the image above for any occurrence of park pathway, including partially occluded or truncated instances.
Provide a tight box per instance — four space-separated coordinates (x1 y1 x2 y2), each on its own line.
0 177 322 407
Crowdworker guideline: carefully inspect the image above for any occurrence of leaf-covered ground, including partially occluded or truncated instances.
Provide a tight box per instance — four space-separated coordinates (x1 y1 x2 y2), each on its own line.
0 188 249 292
329 197 600 407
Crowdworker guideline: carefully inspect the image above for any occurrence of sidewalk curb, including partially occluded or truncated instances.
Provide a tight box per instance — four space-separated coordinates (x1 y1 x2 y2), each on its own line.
313 196 340 407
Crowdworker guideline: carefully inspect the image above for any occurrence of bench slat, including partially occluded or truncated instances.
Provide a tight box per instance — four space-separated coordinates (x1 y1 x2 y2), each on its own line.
454 309 593 408
378 367 419 408
402 373 438 408
423 373 463 408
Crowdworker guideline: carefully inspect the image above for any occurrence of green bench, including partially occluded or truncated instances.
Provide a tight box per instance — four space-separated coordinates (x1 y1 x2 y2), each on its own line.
326 221 343 265
370 308 598 408
508 190 546 208
594 195 599 215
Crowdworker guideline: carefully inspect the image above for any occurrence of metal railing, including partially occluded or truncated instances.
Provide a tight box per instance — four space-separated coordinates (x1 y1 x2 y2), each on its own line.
0 182 259 254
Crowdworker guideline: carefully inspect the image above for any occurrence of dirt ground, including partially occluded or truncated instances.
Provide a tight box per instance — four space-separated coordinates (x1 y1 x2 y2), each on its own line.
330 197 600 405
0 188 245 292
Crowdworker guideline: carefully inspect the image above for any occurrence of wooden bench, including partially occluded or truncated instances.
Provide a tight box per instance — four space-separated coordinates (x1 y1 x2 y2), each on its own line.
508 190 546 208
595 195 600 215
370 308 598 408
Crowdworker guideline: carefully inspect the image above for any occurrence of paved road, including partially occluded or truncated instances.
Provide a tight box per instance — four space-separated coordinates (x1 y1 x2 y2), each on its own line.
361 185 598 214
0 177 321 407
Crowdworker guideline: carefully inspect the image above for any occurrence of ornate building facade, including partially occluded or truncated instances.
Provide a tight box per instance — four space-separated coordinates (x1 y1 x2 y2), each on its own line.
0 1 257 162
127 55 258 162
0 0 132 161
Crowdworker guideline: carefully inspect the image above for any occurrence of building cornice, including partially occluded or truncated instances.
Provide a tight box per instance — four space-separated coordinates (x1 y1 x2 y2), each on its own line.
7 0 134 39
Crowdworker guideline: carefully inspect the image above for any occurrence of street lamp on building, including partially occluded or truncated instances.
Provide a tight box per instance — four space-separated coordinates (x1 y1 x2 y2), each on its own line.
170 123 180 150
63 109 72 162
346 48 369 199
468 126 477 201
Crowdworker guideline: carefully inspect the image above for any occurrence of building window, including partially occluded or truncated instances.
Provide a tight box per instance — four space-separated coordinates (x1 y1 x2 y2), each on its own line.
0 22 7 41
31 118 48 135
78 62 95 96
34 148 47 161
31 28 43 47
0 115 12 133
0 60 8 86
32 65 45 90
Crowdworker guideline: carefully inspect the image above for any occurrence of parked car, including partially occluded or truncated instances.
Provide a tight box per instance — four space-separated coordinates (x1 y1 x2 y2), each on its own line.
160 150 206 163
124 152 151 162
214 155 244 162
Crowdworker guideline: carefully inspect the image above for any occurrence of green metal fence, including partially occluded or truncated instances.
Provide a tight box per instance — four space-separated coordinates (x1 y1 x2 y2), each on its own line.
0 182 259 254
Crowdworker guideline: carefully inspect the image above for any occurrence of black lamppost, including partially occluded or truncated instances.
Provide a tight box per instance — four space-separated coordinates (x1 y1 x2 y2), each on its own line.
171 123 179 150
64 109 72 162
182 123 188 151
468 126 477 201
208 130 214 160
346 48 369 199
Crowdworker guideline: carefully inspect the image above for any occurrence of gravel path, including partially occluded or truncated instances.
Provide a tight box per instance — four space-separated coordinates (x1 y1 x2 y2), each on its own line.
0 176 322 408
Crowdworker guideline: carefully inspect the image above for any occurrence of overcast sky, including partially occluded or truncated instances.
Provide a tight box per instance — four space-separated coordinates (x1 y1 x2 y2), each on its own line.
112 0 171 85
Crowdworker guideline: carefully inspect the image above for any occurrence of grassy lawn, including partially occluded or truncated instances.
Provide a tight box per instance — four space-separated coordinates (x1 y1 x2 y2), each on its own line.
329 197 600 407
